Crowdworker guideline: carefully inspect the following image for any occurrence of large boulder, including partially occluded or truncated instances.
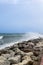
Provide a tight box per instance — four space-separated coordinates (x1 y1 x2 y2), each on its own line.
0 56 10 65
22 55 33 65
14 48 25 56
8 55 21 64
19 42 34 52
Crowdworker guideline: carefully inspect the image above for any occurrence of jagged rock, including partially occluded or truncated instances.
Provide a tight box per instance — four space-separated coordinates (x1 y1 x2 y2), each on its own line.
13 56 33 65
22 56 33 65
7 50 15 57
0 56 10 65
14 48 25 56
1 50 15 59
0 38 43 65
8 55 21 64
18 42 34 52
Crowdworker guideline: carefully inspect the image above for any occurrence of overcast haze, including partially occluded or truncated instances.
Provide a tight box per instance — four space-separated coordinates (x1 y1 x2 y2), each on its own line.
0 0 43 33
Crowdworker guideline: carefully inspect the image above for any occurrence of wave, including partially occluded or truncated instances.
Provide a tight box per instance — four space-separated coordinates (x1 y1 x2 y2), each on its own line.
0 32 43 49
21 32 43 41
0 36 3 39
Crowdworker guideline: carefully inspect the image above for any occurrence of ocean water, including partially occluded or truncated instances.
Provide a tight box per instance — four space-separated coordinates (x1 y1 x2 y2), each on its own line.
0 32 43 49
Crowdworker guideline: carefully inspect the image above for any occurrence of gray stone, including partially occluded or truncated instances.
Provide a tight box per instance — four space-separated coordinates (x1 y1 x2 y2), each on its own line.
14 48 25 56
8 55 21 64
2 54 11 59
0 56 10 65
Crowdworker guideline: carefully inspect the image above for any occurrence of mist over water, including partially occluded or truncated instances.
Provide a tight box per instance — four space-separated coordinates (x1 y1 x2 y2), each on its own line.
0 32 43 49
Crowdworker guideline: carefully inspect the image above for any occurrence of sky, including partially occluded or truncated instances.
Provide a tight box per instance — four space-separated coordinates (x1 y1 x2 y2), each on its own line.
0 0 43 33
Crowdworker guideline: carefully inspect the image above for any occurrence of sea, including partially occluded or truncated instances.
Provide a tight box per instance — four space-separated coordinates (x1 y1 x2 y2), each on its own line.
0 32 43 49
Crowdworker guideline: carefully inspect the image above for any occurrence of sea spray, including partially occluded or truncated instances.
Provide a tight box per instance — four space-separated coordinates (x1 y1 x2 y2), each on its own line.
0 32 43 49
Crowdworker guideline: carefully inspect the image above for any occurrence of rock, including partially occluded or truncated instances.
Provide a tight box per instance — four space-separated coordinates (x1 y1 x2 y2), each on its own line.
31 56 39 61
0 38 42 65
13 44 18 48
2 54 11 59
8 50 15 57
10 51 15 57
22 55 33 64
0 56 10 65
8 55 21 64
0 49 8 54
33 61 40 65
0 52 1 55
1 50 15 59
5 47 10 50
28 42 34 46
25 52 33 56
37 42 43 47
18 43 23 49
31 38 40 43
13 56 33 65
19 42 34 52
22 55 31 60
33 46 41 56
14 48 25 56
0 56 6 60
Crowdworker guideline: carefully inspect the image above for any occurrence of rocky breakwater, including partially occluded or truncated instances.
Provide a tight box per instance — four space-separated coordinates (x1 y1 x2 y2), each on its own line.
0 38 43 65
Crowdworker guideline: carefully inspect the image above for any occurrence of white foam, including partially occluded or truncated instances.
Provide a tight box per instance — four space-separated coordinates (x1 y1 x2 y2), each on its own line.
0 32 43 50
18 32 43 42
0 36 3 39
0 41 19 50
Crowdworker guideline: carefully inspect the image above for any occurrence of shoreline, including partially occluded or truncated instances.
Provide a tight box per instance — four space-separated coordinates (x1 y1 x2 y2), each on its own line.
0 37 43 65
0 37 42 50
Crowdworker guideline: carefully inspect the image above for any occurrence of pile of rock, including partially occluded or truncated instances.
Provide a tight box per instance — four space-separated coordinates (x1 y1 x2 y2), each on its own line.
0 38 43 65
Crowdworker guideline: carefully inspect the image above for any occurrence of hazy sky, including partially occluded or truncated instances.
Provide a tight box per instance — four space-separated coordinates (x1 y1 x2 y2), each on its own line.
0 0 43 33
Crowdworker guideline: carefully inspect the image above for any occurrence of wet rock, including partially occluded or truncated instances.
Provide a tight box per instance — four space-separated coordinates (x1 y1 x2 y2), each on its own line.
31 38 41 44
